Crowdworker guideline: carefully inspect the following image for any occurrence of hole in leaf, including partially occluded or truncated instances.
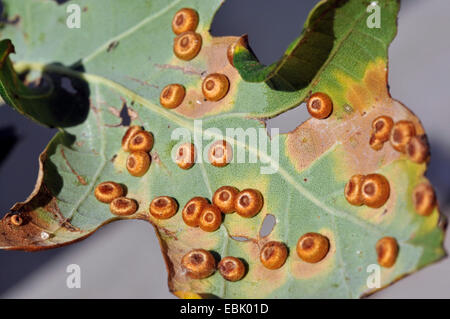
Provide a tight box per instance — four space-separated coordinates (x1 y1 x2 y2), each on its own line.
119 103 131 126
231 236 249 242
210 0 317 65
266 102 309 134
259 214 276 238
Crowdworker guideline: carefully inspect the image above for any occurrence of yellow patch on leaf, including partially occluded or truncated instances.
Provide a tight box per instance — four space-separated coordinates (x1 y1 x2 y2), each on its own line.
335 58 390 114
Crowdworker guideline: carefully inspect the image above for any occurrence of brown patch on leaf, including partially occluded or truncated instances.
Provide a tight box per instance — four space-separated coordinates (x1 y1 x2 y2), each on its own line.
239 240 287 297
154 63 203 76
150 151 171 177
127 106 139 121
159 226 178 241
44 198 80 232
160 227 219 295
75 141 85 148
342 59 390 114
0 212 50 250
126 76 159 89
286 60 425 175
89 98 99 113
172 35 241 118
0 146 83 250
60 148 88 185
108 106 121 117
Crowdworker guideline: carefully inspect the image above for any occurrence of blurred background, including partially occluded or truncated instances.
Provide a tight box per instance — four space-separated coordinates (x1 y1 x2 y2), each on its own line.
0 0 449 298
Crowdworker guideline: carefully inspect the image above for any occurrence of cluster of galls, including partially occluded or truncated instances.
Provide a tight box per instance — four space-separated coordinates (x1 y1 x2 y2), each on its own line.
180 187 334 279
261 232 332 269
180 188 327 280
369 116 430 164
181 249 246 282
93 125 155 216
172 8 201 61
344 174 401 267
345 173 390 208
181 231 333 281
160 9 231 111
181 186 263 233
344 171 435 218
94 181 138 216
143 186 264 234
341 115 437 268
303 94 402 266
172 139 233 171
90 9 433 279
122 126 153 177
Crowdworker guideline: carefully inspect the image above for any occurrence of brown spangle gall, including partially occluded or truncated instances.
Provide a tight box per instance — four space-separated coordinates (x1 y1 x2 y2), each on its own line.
182 197 208 227
160 84 186 109
390 120 416 153
121 125 142 151
202 73 230 102
412 183 436 216
199 204 222 232
126 151 151 177
110 197 138 216
227 42 237 66
212 186 239 214
407 135 429 163
175 142 196 169
361 174 390 208
260 241 288 270
181 249 216 279
94 181 124 203
173 31 202 61
306 92 333 119
10 214 23 226
128 130 154 153
218 256 245 282
296 232 330 263
226 35 250 66
372 115 394 142
208 140 233 167
369 134 384 151
235 189 263 218
172 8 199 35
376 237 398 268
344 174 365 206
149 196 178 219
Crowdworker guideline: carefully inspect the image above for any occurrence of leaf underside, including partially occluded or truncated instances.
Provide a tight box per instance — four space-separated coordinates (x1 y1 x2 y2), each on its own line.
0 0 446 298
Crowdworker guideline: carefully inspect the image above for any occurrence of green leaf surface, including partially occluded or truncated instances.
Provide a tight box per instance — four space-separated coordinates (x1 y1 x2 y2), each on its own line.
0 0 446 298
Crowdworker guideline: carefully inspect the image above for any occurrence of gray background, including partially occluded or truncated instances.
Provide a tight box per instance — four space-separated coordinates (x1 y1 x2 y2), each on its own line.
0 0 449 298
